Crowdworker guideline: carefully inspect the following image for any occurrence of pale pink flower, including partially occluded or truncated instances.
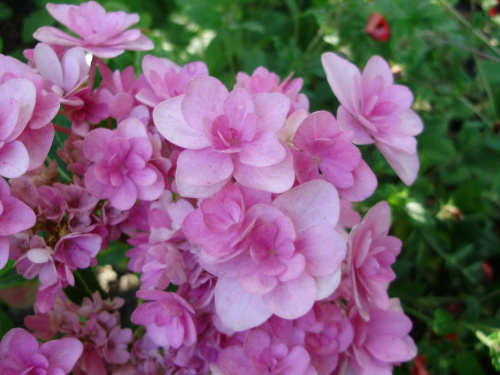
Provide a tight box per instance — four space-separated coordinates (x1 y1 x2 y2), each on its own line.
83 118 165 210
340 299 417 375
322 52 423 185
292 111 377 201
153 75 294 197
210 180 346 331
0 328 83 375
137 55 208 108
34 1 154 58
235 67 309 116
220 329 312 375
131 290 197 349
347 201 401 320
31 43 89 107
0 177 36 268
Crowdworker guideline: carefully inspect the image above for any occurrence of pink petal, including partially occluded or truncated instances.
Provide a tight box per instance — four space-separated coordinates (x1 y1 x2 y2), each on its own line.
272 179 340 234
238 134 286 167
153 95 210 150
361 56 394 90
337 106 373 145
252 92 290 133
0 79 36 137
176 148 233 188
293 111 339 149
315 268 342 299
40 338 83 373
0 236 8 268
321 52 361 116
33 27 82 47
375 140 420 185
336 160 377 202
0 140 30 178
215 277 272 331
20 123 55 170
262 273 316 319
233 148 294 193
34 43 63 88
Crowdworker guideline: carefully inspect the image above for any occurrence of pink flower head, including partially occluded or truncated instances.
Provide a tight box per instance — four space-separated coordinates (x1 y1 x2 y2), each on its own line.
235 67 310 115
83 118 165 210
33 1 154 58
14 236 57 286
32 43 89 107
0 328 83 375
342 299 417 375
54 232 102 270
0 177 36 268
348 201 402 320
131 290 197 349
292 111 377 201
220 329 311 375
137 55 209 108
183 182 271 262
322 52 423 185
153 75 294 197
212 180 347 331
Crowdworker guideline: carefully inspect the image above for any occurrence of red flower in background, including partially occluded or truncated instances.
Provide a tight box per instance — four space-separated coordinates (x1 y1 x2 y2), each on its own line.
365 13 390 41
490 1 500 16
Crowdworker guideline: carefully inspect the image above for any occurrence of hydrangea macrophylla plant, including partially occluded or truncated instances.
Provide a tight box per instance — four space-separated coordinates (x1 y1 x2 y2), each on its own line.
322 52 423 185
0 2 421 374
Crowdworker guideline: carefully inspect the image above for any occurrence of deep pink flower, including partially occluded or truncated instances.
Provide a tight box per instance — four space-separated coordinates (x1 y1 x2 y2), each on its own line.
322 52 423 185
347 201 401 320
137 55 208 107
131 290 197 349
365 13 391 42
33 1 154 58
83 118 165 210
0 328 83 375
153 75 294 197
292 111 377 201
54 232 102 270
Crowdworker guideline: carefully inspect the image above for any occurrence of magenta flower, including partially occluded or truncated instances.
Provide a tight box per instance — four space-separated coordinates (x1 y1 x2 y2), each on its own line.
292 111 377 201
54 232 102 270
131 290 197 349
136 55 208 108
347 201 402 320
33 1 154 58
322 52 423 185
0 177 36 269
0 328 83 375
153 75 294 197
83 118 165 210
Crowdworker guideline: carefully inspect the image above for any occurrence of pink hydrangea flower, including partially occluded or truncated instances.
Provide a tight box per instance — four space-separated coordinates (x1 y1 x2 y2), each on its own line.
0 177 36 268
220 329 312 375
33 1 154 58
153 75 294 197
0 328 83 375
31 43 89 107
209 180 346 331
340 299 417 375
131 290 197 349
136 55 208 108
292 111 377 201
347 201 401 320
0 55 58 171
322 52 423 185
235 67 310 116
83 118 165 210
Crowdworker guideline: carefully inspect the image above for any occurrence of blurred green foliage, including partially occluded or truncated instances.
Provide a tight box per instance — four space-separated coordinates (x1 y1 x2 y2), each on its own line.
1 0 499 373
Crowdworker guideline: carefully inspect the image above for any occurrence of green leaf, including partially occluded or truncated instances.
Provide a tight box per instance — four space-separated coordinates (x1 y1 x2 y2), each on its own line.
452 351 485 375
0 308 13 338
433 308 457 335
22 9 56 44
98 241 132 267
0 3 13 21
0 267 31 289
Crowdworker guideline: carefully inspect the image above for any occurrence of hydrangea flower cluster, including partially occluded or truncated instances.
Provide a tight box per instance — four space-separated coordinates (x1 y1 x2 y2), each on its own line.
0 2 422 374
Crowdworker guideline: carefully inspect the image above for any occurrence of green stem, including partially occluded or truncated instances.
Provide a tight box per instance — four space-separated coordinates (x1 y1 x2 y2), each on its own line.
75 271 93 298
438 0 500 58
